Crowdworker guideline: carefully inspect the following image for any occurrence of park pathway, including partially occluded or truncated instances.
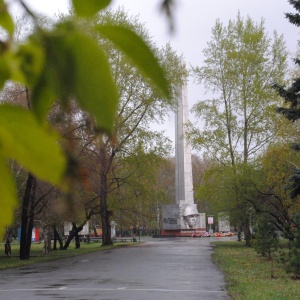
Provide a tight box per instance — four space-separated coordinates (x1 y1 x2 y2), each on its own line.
0 237 230 299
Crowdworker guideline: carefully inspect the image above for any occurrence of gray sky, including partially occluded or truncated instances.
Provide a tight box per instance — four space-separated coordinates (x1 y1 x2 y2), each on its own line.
9 0 300 147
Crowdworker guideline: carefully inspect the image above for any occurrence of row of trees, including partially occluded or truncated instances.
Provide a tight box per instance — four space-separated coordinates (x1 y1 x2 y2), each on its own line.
190 1 300 253
0 1 185 259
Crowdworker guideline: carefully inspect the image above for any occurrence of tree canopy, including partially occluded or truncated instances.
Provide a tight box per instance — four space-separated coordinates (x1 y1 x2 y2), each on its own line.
190 13 288 245
273 0 300 201
0 0 171 239
191 13 288 166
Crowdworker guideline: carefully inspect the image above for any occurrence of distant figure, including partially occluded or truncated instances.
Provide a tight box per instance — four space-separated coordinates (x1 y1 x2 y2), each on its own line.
4 228 12 256
182 205 199 229
4 240 11 256
43 227 51 254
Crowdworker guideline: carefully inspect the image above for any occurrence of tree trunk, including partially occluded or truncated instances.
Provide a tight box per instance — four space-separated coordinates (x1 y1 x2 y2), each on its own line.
26 190 36 256
53 231 58 250
92 223 98 237
99 145 113 246
20 173 36 260
63 232 73 250
52 225 64 250
100 175 112 246
100 200 112 246
43 227 52 254
75 231 80 249
243 218 252 247
63 223 83 249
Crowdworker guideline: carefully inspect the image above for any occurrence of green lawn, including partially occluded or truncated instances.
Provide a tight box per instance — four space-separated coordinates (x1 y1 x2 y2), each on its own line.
212 241 300 300
0 241 132 270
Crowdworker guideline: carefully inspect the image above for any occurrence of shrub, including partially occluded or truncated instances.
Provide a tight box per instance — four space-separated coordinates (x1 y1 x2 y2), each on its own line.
254 217 278 260
285 229 300 278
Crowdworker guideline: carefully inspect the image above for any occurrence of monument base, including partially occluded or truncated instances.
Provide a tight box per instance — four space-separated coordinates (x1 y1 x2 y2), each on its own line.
161 228 206 237
162 204 206 236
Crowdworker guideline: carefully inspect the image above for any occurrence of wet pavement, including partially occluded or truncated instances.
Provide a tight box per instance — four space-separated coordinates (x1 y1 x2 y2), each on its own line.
0 237 230 299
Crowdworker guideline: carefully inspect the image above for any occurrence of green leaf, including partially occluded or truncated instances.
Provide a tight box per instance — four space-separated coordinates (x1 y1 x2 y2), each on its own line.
0 54 10 89
69 33 119 133
31 28 118 133
30 69 57 121
0 0 14 36
72 0 111 17
0 105 67 188
96 25 170 98
0 154 18 240
17 42 45 87
31 33 73 120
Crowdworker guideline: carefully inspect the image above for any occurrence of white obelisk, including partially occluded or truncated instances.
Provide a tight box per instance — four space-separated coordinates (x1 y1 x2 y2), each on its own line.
161 62 205 235
175 76 194 206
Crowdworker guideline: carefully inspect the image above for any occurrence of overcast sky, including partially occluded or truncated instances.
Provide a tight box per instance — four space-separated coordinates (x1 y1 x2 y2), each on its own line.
15 1 299 64
8 0 300 147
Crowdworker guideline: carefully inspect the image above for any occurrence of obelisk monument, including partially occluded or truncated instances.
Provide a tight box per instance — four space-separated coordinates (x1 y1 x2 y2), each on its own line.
161 63 206 236
175 78 193 206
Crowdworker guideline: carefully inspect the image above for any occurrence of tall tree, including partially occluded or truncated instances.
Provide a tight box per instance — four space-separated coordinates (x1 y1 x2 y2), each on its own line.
108 150 172 234
190 13 288 245
191 13 287 165
273 0 300 202
58 9 183 245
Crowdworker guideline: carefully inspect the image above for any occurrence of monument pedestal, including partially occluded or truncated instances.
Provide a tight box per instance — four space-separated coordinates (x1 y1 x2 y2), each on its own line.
161 204 206 237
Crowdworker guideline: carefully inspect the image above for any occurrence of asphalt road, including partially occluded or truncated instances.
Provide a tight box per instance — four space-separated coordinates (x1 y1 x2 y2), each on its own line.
0 237 230 300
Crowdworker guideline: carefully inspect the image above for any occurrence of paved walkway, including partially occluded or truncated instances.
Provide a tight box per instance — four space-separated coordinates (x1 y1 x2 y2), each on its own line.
0 237 230 299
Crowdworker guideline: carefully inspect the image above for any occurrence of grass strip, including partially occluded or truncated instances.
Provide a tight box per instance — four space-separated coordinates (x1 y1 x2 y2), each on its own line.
212 241 300 300
0 241 134 270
